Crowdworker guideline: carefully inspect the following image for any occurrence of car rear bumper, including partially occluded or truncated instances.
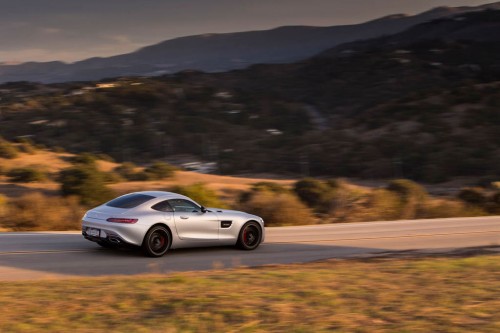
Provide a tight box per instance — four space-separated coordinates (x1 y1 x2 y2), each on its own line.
82 229 135 247
82 219 147 246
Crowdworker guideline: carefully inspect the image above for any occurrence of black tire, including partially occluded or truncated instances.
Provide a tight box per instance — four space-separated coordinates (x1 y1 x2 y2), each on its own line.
142 225 172 257
97 241 116 249
237 221 262 250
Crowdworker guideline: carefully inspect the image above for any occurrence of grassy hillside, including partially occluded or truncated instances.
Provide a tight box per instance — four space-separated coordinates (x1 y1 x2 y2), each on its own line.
0 146 498 231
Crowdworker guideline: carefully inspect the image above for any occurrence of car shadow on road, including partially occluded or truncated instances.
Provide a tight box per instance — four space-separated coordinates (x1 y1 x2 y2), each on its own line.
0 242 389 279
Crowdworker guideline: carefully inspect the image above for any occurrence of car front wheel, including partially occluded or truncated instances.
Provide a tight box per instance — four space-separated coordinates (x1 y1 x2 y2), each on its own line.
237 222 262 250
142 225 171 257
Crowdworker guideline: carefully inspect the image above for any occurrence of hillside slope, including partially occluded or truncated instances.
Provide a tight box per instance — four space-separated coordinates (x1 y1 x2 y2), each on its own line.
0 10 499 181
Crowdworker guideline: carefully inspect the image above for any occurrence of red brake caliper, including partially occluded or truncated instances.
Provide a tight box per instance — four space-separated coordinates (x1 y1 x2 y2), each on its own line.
243 228 248 244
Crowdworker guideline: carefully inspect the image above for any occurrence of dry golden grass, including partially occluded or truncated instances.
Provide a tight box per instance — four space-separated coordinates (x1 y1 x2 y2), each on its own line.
0 150 72 173
0 192 84 231
0 150 295 201
109 171 295 202
0 254 498 332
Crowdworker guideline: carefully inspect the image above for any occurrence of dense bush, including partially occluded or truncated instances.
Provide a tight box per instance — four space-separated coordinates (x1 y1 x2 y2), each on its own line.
70 153 98 166
102 172 124 184
239 190 314 226
16 138 36 154
457 187 500 214
239 182 288 203
364 189 405 221
420 199 486 219
294 178 339 212
114 162 150 181
387 179 427 200
0 138 18 159
144 161 176 180
7 167 47 183
169 183 227 208
58 164 115 206
0 193 84 231
458 188 488 206
386 179 428 219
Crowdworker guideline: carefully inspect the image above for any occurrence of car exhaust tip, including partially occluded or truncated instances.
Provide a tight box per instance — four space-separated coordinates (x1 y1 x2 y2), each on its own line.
108 237 121 244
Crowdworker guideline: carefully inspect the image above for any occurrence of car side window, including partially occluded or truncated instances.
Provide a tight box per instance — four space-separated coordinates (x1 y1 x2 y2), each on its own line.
151 200 174 212
167 199 200 213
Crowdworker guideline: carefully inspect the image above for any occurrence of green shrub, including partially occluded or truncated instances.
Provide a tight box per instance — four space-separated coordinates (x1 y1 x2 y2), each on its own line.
130 171 152 181
325 187 370 222
458 187 488 206
7 167 47 183
240 182 288 203
239 190 314 226
387 179 428 219
114 162 142 181
58 164 115 206
293 178 337 212
421 197 487 219
365 189 404 221
70 153 98 166
387 179 428 201
97 153 115 162
170 183 227 208
0 138 18 159
144 161 176 180
16 138 36 154
102 172 124 184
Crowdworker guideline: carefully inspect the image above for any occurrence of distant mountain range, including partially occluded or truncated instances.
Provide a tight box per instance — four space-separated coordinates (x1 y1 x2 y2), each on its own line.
1 1 499 83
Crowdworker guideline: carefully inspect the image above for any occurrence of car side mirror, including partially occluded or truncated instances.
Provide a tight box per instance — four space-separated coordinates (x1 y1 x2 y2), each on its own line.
201 206 207 213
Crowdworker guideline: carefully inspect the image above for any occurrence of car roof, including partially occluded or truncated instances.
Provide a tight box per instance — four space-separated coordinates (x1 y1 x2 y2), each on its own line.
132 191 192 201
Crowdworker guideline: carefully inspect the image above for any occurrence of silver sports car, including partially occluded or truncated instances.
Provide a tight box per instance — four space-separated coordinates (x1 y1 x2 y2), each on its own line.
81 191 265 257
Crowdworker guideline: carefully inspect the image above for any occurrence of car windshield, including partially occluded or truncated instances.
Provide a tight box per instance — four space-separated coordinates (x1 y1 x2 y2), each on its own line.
106 194 155 209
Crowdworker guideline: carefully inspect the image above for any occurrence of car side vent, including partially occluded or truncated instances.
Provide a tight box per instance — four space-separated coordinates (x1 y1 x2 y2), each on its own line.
221 220 232 228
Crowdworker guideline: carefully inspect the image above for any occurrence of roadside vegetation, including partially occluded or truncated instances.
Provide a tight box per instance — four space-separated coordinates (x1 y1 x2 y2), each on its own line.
0 148 499 231
0 253 498 332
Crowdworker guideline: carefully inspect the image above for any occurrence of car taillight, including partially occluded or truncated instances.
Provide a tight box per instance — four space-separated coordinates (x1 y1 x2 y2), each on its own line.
106 218 138 224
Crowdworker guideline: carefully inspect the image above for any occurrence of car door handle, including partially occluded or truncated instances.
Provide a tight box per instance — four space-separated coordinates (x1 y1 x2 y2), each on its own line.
180 216 189 219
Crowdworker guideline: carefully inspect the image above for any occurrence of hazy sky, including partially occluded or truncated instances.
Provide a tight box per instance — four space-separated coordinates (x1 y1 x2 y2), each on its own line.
0 0 495 63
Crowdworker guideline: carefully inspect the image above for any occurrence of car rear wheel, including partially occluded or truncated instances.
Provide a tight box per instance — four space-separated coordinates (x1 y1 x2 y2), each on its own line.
237 222 262 250
142 225 171 257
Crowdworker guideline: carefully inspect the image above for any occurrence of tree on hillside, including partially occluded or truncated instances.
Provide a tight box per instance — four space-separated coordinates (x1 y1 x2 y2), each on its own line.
58 164 115 206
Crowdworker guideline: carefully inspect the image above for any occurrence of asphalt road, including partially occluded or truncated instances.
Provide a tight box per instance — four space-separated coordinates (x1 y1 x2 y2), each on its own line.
0 216 499 280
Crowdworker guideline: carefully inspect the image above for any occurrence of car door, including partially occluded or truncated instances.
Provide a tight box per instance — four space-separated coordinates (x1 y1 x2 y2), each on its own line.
168 199 219 241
